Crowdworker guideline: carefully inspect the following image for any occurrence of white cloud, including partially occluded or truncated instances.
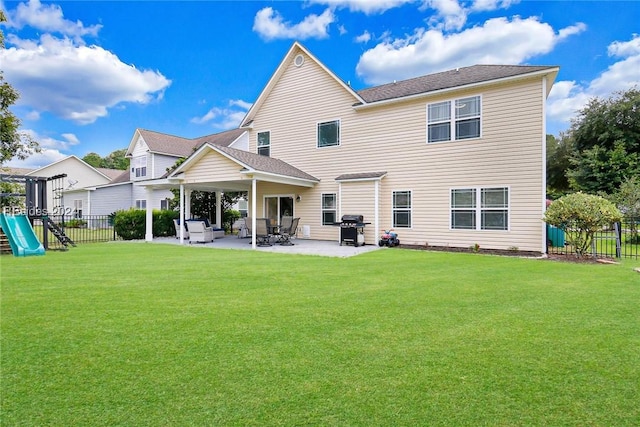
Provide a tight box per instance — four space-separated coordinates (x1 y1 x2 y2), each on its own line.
557 22 587 41
191 100 251 130
5 0 101 41
547 34 640 132
253 7 335 40
308 0 415 14
356 16 586 85
470 0 519 12
1 129 78 169
608 34 640 57
424 0 467 31
355 30 372 43
0 34 171 124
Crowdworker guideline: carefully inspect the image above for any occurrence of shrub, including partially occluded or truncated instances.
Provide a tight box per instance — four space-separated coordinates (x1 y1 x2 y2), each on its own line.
66 219 87 228
113 209 146 240
544 192 622 257
114 209 180 239
154 209 179 237
223 209 241 232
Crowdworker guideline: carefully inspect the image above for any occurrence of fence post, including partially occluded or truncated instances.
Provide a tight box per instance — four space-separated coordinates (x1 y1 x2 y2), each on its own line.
615 222 621 258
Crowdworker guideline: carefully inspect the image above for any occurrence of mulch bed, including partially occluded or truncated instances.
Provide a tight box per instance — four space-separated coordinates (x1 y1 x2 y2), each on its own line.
398 244 617 264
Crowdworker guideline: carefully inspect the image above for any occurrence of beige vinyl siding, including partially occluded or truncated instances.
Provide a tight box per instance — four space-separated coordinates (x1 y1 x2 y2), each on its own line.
183 151 244 183
249 51 546 250
340 181 377 244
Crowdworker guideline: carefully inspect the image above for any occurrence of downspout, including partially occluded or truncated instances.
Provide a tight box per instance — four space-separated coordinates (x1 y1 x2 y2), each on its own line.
338 181 343 243
541 76 548 254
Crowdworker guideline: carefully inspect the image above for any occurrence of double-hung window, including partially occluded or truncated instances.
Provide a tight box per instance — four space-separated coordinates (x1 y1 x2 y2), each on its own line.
428 95 481 143
257 131 270 157
451 187 509 230
321 193 337 225
317 120 340 148
133 156 147 178
392 191 412 228
135 199 147 209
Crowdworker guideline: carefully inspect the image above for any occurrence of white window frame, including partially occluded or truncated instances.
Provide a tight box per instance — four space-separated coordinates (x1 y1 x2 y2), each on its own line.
73 199 83 219
427 95 482 143
392 190 412 228
160 198 170 210
133 156 147 178
321 193 337 225
450 186 510 231
135 199 147 209
257 131 270 157
317 119 341 148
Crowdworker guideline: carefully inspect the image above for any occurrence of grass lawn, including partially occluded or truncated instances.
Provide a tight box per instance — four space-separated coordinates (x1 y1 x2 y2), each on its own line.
1 243 639 426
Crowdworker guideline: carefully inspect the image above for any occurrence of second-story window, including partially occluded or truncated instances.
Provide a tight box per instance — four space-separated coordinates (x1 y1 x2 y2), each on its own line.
317 120 340 148
257 131 270 157
133 156 147 178
427 95 481 143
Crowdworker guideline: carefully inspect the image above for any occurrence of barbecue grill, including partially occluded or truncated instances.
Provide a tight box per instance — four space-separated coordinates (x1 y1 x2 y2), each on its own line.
337 214 369 246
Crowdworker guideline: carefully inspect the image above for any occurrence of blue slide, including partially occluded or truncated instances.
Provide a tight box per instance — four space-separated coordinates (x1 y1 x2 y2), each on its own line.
0 214 45 257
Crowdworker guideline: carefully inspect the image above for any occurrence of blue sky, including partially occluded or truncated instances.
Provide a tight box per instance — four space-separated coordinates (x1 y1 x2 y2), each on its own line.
1 0 639 169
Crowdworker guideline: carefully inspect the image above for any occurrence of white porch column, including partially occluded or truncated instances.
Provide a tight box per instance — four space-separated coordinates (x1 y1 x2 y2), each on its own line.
179 184 185 244
145 187 153 241
216 191 222 228
185 189 192 219
251 178 257 249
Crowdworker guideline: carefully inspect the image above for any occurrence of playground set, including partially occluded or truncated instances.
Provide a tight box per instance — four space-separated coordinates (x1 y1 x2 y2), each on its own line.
0 173 75 257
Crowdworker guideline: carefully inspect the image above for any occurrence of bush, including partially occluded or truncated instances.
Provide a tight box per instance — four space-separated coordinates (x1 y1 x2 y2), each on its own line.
223 209 241 232
113 209 146 240
66 219 87 228
544 192 622 257
114 209 180 240
154 209 179 237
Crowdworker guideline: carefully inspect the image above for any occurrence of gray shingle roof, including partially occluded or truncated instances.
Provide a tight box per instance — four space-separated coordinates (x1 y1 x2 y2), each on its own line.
96 168 127 180
108 170 131 184
214 145 319 182
335 172 387 181
357 65 557 104
138 128 245 157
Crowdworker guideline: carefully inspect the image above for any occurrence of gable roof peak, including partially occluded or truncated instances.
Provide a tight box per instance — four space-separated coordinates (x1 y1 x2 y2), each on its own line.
240 41 364 128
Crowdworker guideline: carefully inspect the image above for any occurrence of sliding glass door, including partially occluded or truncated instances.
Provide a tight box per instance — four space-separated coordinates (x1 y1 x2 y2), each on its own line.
265 196 294 224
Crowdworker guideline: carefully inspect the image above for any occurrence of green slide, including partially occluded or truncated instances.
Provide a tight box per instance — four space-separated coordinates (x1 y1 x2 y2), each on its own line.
0 214 45 257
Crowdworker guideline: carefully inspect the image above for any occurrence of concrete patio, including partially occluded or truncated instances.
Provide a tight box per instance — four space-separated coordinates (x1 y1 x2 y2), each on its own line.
151 234 383 258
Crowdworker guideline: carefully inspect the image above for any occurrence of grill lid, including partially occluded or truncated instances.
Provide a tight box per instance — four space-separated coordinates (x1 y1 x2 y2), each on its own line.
341 214 364 223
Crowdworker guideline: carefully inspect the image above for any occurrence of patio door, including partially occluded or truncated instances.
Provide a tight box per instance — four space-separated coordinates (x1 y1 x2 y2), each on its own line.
265 196 294 224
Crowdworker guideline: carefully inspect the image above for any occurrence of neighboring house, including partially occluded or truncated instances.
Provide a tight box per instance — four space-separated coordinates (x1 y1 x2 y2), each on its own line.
143 41 559 252
23 156 121 216
67 128 249 218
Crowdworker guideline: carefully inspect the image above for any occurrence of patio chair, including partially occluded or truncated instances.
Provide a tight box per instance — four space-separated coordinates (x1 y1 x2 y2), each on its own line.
242 217 252 241
173 219 189 239
188 220 214 243
255 218 272 246
278 217 299 246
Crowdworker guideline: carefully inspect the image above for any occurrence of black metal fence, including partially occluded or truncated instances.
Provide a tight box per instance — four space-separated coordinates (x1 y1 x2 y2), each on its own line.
33 215 120 250
546 217 639 259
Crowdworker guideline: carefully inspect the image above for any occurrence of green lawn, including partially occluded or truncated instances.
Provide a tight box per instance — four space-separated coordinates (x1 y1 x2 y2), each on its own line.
1 243 639 426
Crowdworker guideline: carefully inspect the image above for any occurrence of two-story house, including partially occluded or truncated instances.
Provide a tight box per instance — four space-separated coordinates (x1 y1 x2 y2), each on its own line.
144 41 558 253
